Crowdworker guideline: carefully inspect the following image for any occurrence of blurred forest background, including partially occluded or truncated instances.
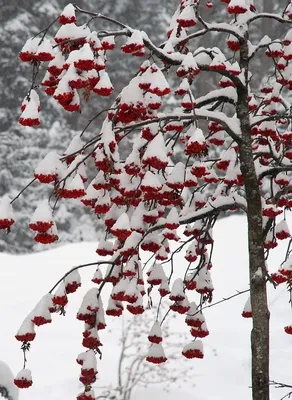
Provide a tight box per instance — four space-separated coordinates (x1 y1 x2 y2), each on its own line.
0 0 283 253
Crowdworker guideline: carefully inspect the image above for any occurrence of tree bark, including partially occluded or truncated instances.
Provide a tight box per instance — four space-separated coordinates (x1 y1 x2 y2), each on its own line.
237 37 270 400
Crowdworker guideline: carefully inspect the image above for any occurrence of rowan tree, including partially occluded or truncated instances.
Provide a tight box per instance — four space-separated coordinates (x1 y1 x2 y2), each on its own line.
3 1 292 399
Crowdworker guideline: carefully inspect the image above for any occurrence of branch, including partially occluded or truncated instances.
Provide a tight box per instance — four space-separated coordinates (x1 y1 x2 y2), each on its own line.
251 112 292 127
248 13 292 26
10 178 37 204
145 197 247 243
270 381 292 390
48 261 114 293
58 142 100 184
176 197 247 226
74 5 128 29
114 110 242 143
270 380 292 400
258 166 292 180
198 64 245 91
199 288 250 314
274 186 292 203
74 4 183 66
182 23 244 44
194 90 237 110
249 39 282 61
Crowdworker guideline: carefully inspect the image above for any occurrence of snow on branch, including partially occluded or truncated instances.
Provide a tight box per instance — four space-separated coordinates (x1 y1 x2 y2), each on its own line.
248 13 292 26
194 87 238 109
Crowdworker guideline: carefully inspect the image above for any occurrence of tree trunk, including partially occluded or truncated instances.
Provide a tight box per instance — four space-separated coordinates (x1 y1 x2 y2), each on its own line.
237 38 270 400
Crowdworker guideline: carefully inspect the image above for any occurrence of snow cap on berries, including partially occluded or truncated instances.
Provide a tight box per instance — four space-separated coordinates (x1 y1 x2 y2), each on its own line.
185 126 207 156
142 133 168 170
63 135 83 163
146 343 167 364
148 65 171 96
64 269 81 293
121 30 145 54
77 390 96 400
120 231 142 258
35 38 54 62
242 296 252 318
148 321 163 344
52 282 68 307
124 278 139 303
15 316 36 342
159 280 170 297
21 89 40 112
126 290 144 315
59 4 77 24
58 174 86 199
80 288 100 313
14 369 33 389
30 293 53 326
19 94 40 126
182 340 204 359
166 162 185 190
54 23 90 44
111 212 132 241
147 263 167 285
29 201 54 232
169 278 185 302
227 0 249 15
165 208 180 230
177 5 197 27
34 222 58 244
106 297 123 317
275 219 291 240
141 171 162 192
93 71 114 96
0 195 15 230
34 151 63 183
279 255 292 277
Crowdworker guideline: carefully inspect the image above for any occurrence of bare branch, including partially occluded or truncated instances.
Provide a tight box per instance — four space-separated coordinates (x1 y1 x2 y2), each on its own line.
248 13 292 26
258 166 292 180
48 261 114 293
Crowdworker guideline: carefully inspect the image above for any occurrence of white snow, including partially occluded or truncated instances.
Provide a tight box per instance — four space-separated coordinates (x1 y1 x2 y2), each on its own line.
0 196 15 221
60 4 76 19
0 361 18 400
1 216 292 399
54 24 90 42
30 201 53 224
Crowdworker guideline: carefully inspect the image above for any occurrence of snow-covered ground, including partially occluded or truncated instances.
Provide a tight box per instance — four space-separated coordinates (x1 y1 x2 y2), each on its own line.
1 215 292 400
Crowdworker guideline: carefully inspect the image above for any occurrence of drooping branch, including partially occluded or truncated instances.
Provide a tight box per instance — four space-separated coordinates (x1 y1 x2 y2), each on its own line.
251 113 292 127
10 178 37 204
74 4 183 66
249 39 283 61
248 13 292 26
194 288 250 315
74 5 129 29
113 109 242 143
194 89 237 110
146 196 247 238
48 261 114 293
198 63 245 92
258 166 292 181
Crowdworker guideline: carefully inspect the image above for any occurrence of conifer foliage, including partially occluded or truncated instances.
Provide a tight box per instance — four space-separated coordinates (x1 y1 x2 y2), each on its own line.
5 1 292 399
